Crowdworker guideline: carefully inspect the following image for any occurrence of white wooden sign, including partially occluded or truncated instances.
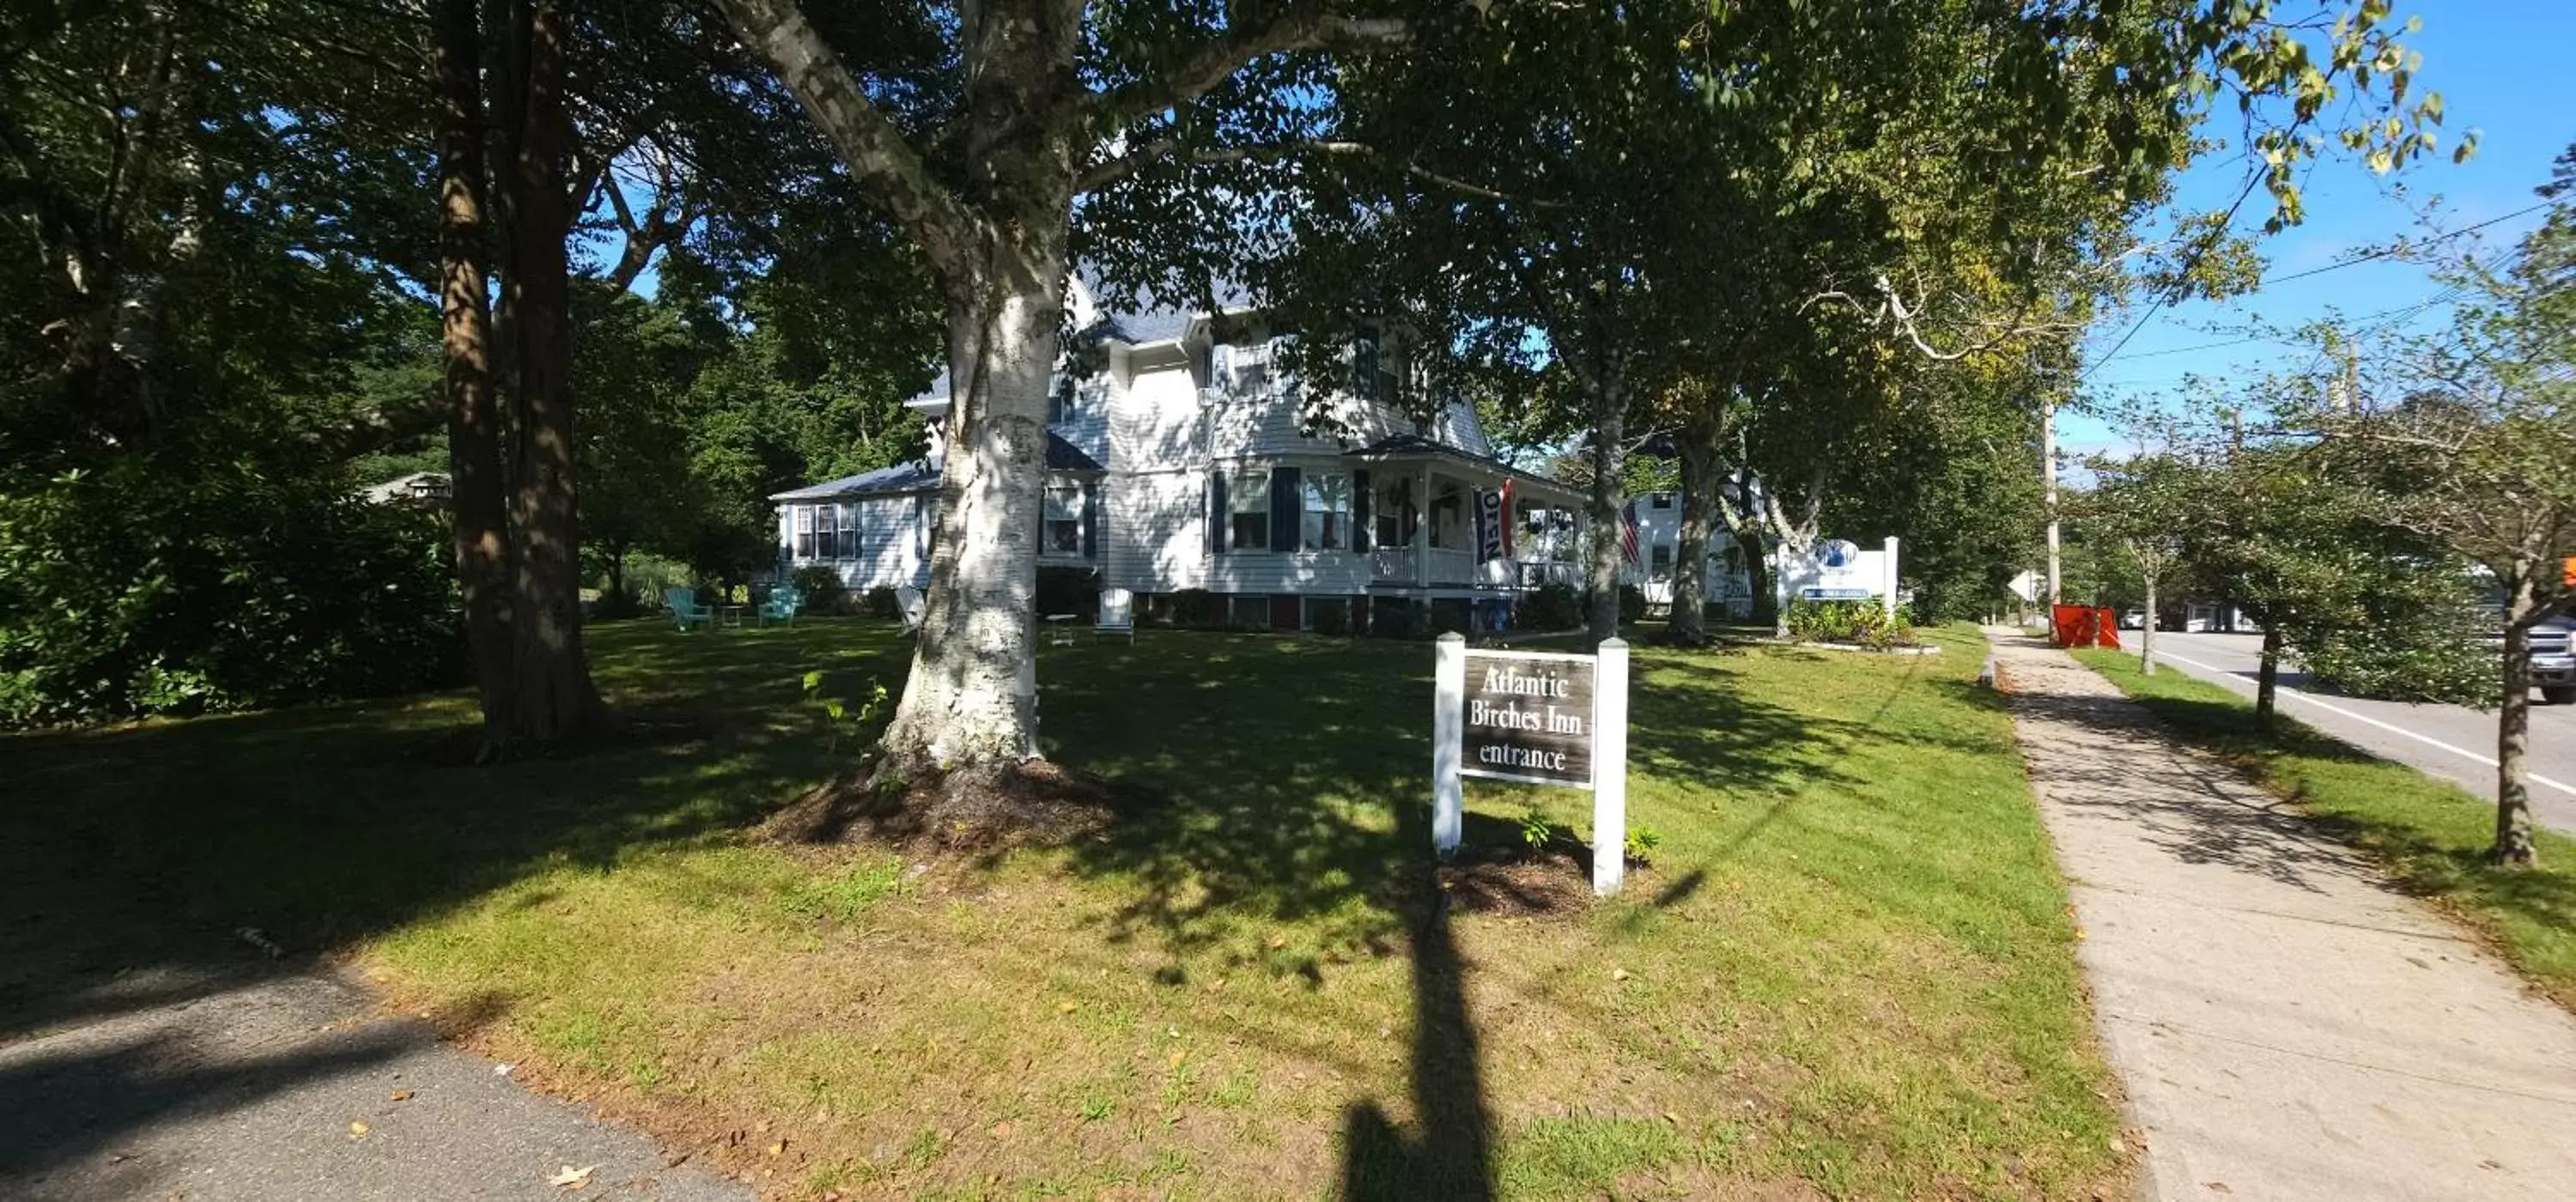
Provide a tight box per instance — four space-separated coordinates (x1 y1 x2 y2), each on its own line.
1434 634 1631 896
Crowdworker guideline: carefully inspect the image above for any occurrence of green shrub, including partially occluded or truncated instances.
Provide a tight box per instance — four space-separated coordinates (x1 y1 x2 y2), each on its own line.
1310 598 1353 637
0 459 460 726
1617 585 1646 624
1516 583 1582 632
790 565 846 615
1169 588 1223 630
1430 598 1473 636
2302 622 2491 707
1783 598 1917 649
861 586 900 620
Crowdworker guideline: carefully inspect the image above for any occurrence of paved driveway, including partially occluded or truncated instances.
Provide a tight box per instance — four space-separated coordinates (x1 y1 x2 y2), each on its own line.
2141 630 2576 837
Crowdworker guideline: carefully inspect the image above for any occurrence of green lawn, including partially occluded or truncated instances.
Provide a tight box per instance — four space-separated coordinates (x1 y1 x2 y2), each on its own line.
2070 647 2576 1010
6 618 2127 1199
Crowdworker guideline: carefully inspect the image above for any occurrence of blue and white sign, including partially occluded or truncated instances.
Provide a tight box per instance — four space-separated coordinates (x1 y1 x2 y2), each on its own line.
1779 537 1900 610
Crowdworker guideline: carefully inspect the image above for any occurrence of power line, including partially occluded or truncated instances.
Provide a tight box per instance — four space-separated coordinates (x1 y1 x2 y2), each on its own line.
2262 201 2549 284
2081 199 2552 381
2077 171 2267 383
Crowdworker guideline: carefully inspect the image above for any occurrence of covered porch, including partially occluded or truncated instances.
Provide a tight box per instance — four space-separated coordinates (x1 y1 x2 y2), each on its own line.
1344 435 1586 597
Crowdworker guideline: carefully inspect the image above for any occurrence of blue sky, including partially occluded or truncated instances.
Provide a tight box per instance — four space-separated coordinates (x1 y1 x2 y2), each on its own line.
2066 0 2573 457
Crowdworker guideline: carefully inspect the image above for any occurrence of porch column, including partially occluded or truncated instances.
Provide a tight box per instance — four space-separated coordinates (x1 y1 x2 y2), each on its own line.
1413 465 1431 589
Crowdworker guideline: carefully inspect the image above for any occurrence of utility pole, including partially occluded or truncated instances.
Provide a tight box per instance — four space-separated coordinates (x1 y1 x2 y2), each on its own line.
2043 396 2062 606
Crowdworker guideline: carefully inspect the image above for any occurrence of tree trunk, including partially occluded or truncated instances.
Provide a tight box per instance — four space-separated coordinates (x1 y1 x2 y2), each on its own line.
2494 577 2538 867
502 0 603 744
2140 574 2156 676
435 0 513 746
876 240 1064 774
1666 411 1720 646
1741 529 1774 629
2254 624 2282 731
1583 365 1627 644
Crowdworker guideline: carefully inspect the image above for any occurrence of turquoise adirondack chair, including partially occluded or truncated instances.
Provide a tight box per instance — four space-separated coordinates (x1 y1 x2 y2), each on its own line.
665 586 714 631
758 586 801 627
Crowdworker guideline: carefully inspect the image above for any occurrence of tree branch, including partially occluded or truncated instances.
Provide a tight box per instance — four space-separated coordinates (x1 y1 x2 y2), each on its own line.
1084 8 1408 134
1074 137 1534 203
714 0 979 275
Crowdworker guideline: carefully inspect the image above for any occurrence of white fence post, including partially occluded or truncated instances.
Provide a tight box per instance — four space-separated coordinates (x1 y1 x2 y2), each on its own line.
1591 638 1629 896
1433 633 1465 858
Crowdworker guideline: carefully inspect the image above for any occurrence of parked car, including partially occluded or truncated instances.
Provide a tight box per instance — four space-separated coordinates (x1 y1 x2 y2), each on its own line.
2118 609 2147 629
2534 616 2575 705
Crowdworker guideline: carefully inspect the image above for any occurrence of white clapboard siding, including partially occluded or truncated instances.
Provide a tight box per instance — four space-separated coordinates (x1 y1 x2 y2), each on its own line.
1053 377 1114 466
1111 361 1206 471
1103 467 1208 592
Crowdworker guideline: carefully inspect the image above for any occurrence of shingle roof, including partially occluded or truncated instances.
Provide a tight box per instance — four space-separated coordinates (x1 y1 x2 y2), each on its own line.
769 434 1101 502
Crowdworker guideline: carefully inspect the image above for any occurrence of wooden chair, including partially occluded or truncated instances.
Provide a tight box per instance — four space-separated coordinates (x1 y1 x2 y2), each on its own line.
665 586 714 632
757 586 801 627
1095 587 1135 643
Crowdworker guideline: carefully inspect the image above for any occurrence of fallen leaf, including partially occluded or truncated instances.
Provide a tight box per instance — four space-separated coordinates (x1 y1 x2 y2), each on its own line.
1058 1000 1078 1013
495 1063 515 1077
550 1163 600 1188
390 1090 415 1102
1165 1049 1187 1069
1611 968 1631 982
989 1121 1014 1139
2203 1184 2232 1195
1267 934 1288 950
348 1121 369 1138
767 1140 786 1156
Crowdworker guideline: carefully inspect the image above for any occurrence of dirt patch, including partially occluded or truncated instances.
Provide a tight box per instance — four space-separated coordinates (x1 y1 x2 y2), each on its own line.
764 756 1156 853
1433 841 1645 918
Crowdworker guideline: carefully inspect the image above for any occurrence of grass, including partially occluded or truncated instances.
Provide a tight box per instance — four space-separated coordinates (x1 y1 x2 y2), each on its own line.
5 616 2127 1199
2071 647 2576 1010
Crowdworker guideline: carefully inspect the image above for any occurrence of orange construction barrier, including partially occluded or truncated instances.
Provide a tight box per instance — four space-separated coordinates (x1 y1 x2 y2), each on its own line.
2050 604 2123 650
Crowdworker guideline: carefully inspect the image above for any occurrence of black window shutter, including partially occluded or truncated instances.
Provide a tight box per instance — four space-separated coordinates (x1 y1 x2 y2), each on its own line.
1352 470 1372 552
1083 481 1101 558
1207 471 1226 554
1271 466 1301 551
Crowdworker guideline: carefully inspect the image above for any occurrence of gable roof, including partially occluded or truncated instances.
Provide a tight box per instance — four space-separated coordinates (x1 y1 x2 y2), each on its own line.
769 434 1103 502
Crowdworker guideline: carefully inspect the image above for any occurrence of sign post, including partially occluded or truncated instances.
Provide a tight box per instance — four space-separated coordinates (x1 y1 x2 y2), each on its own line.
1591 640 1629 896
1432 633 1631 896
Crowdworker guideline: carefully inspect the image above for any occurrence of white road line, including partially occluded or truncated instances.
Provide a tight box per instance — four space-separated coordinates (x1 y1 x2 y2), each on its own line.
2149 647 2576 800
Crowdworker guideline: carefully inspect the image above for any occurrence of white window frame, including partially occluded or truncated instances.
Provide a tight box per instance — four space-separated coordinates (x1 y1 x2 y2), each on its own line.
1302 471 1352 551
793 505 815 559
1043 483 1084 555
1650 543 1674 575
1229 468 1270 552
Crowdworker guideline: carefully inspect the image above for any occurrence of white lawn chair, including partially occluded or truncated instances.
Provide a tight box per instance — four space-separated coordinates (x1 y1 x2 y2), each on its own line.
895 586 927 635
1095 587 1135 643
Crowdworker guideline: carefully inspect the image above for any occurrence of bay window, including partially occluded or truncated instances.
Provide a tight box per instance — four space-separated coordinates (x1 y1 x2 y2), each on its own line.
1303 472 1352 551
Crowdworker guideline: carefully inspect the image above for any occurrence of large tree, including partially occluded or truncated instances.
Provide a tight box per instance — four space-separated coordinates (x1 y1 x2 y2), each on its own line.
712 0 1410 795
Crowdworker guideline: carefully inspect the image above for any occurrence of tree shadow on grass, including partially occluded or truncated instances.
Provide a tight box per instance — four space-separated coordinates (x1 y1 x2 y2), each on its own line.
0 619 914 1041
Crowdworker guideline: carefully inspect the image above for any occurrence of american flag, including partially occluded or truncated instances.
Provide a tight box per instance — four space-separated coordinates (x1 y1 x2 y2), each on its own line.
1619 499 1640 565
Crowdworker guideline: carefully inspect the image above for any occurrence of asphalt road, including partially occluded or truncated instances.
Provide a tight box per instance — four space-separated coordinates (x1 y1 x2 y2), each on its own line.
2141 629 2576 839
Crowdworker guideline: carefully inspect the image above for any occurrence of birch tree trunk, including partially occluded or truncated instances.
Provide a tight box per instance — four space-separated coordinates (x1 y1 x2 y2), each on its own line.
1666 410 1721 645
502 0 604 744
2494 571 2539 867
435 0 514 747
878 244 1065 773
1583 365 1628 644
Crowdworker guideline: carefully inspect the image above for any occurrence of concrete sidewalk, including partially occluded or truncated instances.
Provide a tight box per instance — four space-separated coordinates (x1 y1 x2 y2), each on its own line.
1986 630 2576 1201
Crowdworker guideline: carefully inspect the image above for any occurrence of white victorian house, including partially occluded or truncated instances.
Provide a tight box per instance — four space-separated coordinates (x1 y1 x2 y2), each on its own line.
769 276 1589 633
